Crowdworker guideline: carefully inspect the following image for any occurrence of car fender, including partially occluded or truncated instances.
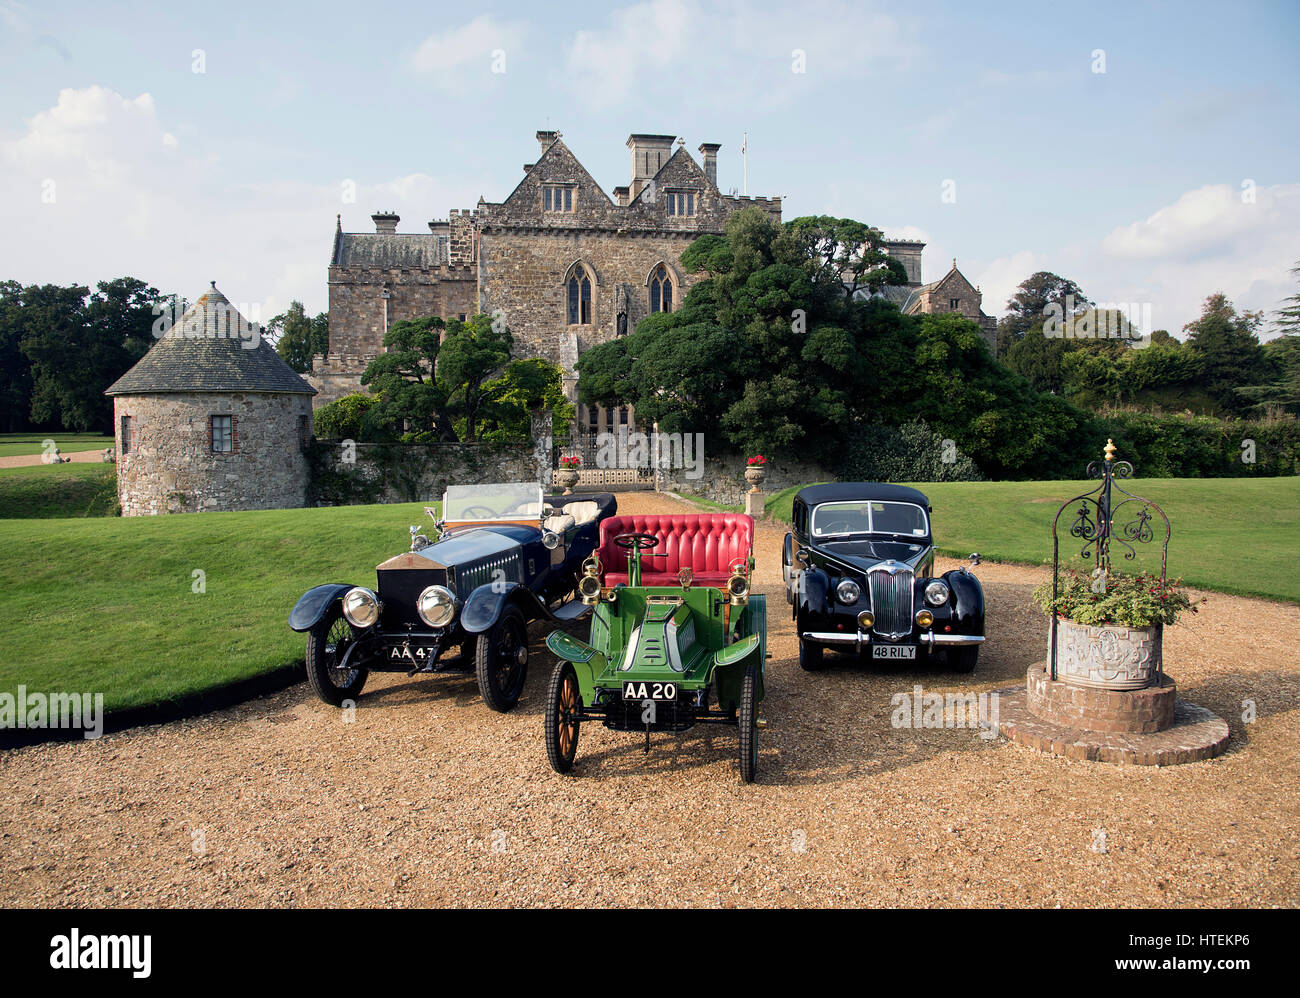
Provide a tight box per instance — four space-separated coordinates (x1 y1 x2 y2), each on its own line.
943 569 985 632
460 582 553 634
545 630 607 697
288 583 354 632
795 566 831 619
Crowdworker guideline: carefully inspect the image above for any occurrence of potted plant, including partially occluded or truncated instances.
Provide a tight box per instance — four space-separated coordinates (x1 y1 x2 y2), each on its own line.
744 455 767 493
554 455 581 495
1032 569 1201 690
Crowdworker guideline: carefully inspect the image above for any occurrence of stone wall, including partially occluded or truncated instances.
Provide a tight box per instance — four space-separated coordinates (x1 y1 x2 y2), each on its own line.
113 392 312 515
655 450 835 509
307 440 542 507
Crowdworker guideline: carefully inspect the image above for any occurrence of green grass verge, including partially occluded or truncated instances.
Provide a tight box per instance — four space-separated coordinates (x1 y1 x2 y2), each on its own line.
0 433 113 458
0 463 119 518
0 501 441 714
756 477 1299 604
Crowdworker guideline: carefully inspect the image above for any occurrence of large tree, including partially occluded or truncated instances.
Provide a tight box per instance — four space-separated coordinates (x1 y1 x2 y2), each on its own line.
1183 293 1270 415
361 313 516 442
1275 261 1300 335
996 270 1092 358
271 301 329 373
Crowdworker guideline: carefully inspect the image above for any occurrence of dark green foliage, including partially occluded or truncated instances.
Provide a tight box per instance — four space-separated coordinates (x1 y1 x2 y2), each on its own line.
1183 293 1271 416
836 421 984 483
313 392 377 441
271 301 329 373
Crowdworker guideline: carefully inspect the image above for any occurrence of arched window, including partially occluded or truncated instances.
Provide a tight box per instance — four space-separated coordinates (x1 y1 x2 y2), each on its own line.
567 265 592 325
616 310 628 337
649 265 673 313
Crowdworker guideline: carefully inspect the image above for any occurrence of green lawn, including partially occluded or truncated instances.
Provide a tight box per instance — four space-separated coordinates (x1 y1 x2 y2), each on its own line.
0 501 441 715
763 478 1300 604
0 462 119 518
0 432 113 458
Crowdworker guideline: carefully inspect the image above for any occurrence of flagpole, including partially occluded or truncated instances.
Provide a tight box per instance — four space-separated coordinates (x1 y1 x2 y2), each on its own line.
742 131 748 195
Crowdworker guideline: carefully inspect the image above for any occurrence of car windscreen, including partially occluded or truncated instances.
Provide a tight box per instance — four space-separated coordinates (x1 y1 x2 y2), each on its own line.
810 500 928 538
442 482 544 521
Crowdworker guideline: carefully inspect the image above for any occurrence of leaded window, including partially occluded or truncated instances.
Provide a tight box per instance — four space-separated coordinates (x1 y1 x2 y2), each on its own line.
211 415 233 454
649 265 673 313
567 266 592 324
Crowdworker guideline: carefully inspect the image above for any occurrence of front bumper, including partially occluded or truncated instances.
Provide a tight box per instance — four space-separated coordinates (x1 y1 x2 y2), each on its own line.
801 631 985 649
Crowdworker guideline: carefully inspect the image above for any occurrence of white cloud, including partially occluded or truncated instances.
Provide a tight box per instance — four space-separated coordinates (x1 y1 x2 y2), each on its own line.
563 0 917 111
409 14 528 92
0 86 482 317
974 184 1299 335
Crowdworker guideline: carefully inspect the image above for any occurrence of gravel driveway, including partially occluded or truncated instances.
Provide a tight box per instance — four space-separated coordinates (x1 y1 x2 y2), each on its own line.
2 491 1297 907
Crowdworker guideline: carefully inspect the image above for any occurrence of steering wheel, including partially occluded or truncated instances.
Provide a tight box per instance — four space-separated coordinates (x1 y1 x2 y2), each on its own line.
460 504 500 518
820 520 855 534
614 532 660 551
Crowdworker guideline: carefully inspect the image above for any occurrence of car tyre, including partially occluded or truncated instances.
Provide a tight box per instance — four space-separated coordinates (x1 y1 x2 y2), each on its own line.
545 662 582 774
738 664 759 784
476 604 529 712
949 645 979 673
798 636 824 671
304 602 368 706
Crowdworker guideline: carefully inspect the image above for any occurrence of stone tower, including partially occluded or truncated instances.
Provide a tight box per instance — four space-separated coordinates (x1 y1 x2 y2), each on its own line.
105 283 317 515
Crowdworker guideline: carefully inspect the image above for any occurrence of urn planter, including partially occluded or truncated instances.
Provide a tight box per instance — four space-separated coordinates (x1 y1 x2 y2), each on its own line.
744 466 766 493
1050 618 1162 691
554 468 579 495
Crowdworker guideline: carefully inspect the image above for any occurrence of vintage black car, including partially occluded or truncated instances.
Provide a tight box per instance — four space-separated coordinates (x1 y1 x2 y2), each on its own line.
289 482 616 712
782 483 985 672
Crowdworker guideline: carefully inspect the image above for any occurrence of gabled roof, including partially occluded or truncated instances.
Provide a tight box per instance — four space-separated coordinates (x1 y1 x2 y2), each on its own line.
500 135 614 209
105 284 316 396
627 143 712 207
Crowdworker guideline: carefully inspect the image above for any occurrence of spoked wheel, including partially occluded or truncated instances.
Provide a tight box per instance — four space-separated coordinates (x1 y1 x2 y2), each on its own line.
545 662 582 774
738 664 759 784
476 605 529 712
305 603 368 706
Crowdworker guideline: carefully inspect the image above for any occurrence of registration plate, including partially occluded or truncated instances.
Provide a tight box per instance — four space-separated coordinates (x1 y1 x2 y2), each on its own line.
622 681 678 701
872 644 916 660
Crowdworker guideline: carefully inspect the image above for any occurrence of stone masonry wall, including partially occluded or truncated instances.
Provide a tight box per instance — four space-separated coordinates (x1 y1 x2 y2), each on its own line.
114 392 312 515
308 440 542 507
655 449 835 508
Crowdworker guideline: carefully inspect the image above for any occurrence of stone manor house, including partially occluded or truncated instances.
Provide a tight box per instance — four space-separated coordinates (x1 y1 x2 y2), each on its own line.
309 130 997 430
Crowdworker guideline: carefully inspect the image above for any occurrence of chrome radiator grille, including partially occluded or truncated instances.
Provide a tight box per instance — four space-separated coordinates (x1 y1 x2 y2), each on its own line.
868 564 914 639
452 551 523 597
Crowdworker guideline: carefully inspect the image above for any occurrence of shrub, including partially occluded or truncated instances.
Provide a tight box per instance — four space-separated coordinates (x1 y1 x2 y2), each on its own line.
314 393 377 441
1032 568 1201 627
836 421 984 483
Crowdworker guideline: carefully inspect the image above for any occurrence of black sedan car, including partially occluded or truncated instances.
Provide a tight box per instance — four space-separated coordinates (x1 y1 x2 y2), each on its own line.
289 482 616 712
782 483 985 672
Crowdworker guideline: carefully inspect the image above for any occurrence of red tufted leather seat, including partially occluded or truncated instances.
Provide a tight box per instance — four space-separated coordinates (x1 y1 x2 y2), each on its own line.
597 513 754 586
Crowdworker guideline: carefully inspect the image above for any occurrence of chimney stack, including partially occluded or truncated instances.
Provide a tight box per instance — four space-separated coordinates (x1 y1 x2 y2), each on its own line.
613 186 630 207
698 143 720 187
626 133 675 200
536 130 558 154
371 211 399 234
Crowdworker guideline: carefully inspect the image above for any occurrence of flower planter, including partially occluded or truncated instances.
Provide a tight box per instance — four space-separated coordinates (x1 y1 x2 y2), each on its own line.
744 466 766 493
1049 618 1163 690
553 468 579 495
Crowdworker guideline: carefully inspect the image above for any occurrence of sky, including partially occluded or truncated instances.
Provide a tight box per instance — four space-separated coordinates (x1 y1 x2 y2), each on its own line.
1 0 1297 336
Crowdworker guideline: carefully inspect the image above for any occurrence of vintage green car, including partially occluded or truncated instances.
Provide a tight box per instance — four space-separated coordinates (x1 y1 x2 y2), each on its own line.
542 513 767 783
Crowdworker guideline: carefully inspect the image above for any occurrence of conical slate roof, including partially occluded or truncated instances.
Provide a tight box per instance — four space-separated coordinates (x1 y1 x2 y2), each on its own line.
105 283 316 396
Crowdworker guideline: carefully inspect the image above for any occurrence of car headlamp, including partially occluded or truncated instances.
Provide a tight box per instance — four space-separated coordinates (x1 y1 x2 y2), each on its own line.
924 581 950 607
578 574 602 604
857 610 875 630
726 571 750 605
542 531 560 550
341 587 380 629
836 579 861 605
416 585 456 628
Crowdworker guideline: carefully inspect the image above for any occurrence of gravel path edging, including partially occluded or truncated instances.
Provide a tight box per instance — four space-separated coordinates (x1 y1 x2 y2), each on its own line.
0 662 303 749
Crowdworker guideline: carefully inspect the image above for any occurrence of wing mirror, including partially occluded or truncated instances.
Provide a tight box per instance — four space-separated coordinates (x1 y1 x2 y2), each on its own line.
794 549 811 567
968 552 981 569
